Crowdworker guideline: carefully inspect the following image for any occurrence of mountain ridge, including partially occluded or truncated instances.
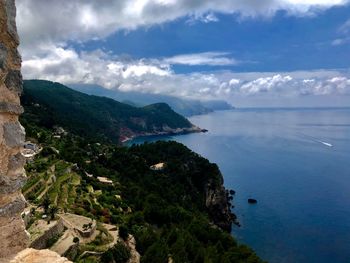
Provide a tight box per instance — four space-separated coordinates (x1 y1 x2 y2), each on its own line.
68 83 234 117
21 80 205 144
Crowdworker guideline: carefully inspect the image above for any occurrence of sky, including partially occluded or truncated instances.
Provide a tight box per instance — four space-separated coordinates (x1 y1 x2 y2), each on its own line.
17 0 350 107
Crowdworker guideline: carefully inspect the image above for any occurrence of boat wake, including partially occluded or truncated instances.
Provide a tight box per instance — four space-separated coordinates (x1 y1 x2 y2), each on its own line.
318 141 333 147
297 133 333 148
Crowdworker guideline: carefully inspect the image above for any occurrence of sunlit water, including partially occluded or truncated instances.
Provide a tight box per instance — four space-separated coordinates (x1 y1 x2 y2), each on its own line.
128 108 350 263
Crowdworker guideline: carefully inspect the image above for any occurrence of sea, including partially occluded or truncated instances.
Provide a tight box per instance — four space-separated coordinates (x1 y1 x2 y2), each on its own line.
127 108 350 263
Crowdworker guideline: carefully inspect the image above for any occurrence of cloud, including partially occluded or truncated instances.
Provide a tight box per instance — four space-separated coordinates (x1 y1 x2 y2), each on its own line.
186 12 219 24
22 46 350 103
339 18 350 33
17 0 350 52
331 38 348 45
239 75 293 94
17 0 350 107
332 18 350 46
163 52 238 66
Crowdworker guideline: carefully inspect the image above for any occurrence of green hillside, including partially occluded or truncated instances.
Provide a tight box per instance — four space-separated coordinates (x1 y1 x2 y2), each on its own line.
21 80 195 143
20 80 264 263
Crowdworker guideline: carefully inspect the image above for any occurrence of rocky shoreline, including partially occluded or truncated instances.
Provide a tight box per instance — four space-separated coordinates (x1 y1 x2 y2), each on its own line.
205 176 237 232
121 126 237 232
120 125 207 143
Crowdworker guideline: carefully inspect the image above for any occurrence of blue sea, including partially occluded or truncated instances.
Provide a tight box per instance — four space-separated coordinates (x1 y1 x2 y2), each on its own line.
128 108 350 263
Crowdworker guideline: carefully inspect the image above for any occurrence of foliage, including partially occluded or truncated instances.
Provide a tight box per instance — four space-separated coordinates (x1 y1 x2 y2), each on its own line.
49 205 59 220
41 195 51 214
119 225 129 241
102 242 131 263
21 80 192 143
21 84 265 263
46 233 63 248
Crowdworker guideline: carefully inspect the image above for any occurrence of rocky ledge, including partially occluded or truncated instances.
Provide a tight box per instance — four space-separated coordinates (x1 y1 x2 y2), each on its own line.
10 249 72 263
205 177 237 232
121 125 207 143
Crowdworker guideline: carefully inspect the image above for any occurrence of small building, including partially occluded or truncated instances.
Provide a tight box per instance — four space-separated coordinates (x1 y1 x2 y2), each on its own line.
97 176 113 185
150 162 166 171
85 172 93 178
54 126 67 136
24 141 38 152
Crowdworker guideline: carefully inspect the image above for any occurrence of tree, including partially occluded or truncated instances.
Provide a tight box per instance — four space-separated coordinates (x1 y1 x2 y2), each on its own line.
119 225 129 241
41 195 51 214
49 205 59 220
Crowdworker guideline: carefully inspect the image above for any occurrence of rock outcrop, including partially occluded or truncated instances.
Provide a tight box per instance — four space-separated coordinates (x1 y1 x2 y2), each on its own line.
205 178 237 232
0 0 29 260
10 249 71 263
0 1 71 262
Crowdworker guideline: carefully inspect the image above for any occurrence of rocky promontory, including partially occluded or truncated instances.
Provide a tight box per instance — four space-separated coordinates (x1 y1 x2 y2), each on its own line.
205 177 237 232
120 125 207 143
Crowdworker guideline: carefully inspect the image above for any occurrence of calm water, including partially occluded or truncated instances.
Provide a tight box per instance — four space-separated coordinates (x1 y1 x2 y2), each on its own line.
129 108 350 263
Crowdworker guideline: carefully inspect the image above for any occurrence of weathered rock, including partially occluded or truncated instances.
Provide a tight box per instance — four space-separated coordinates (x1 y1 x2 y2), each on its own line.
248 198 257 204
10 48 21 68
5 70 23 93
5 0 19 44
0 194 26 217
205 180 236 232
8 152 26 171
126 235 141 263
3 121 25 147
0 43 7 70
0 216 30 260
0 0 29 260
0 169 26 194
0 102 24 114
10 249 72 263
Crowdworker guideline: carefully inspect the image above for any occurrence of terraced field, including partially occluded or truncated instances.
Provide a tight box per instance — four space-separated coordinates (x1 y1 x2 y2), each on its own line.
24 158 81 209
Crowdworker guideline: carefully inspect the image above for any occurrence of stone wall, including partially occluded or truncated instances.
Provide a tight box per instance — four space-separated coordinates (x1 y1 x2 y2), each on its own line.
30 219 65 250
0 1 72 262
0 0 29 260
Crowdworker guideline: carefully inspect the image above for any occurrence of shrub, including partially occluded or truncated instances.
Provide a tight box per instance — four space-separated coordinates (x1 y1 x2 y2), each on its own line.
112 242 131 263
119 225 129 241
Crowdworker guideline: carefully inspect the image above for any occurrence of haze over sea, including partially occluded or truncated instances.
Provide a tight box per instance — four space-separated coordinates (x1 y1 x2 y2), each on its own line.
129 108 350 263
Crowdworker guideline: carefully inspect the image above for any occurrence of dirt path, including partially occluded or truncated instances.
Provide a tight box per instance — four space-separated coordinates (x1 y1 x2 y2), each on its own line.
50 231 74 255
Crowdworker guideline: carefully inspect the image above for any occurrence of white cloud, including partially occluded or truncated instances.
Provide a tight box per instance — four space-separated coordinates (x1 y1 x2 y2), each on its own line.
331 18 350 46
163 52 238 66
339 18 350 33
17 0 350 107
17 0 350 52
22 46 350 104
239 75 293 94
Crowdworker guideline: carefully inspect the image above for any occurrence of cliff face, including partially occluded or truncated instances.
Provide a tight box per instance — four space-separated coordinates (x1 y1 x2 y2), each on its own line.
0 0 29 259
205 178 236 232
0 2 72 262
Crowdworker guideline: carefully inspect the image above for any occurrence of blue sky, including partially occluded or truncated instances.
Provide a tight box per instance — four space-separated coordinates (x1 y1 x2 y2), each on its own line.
79 6 350 73
17 0 350 107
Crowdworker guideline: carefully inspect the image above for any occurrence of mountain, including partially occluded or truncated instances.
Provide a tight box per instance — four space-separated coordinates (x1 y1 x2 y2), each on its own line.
21 80 204 143
20 92 264 263
68 84 234 116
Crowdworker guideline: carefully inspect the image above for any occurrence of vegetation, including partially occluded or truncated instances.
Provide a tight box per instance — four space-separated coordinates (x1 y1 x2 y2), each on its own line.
20 82 265 263
22 80 193 143
101 242 131 263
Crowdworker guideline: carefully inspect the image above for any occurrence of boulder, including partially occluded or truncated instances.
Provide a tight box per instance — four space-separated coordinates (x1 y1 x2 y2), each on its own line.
248 198 257 204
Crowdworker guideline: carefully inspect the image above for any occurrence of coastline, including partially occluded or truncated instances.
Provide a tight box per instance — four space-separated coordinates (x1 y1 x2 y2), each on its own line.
120 125 208 144
121 126 238 233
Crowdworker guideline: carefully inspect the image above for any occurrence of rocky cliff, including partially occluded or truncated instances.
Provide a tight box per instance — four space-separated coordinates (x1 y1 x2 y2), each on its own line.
0 1 71 262
0 0 29 259
205 177 237 232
